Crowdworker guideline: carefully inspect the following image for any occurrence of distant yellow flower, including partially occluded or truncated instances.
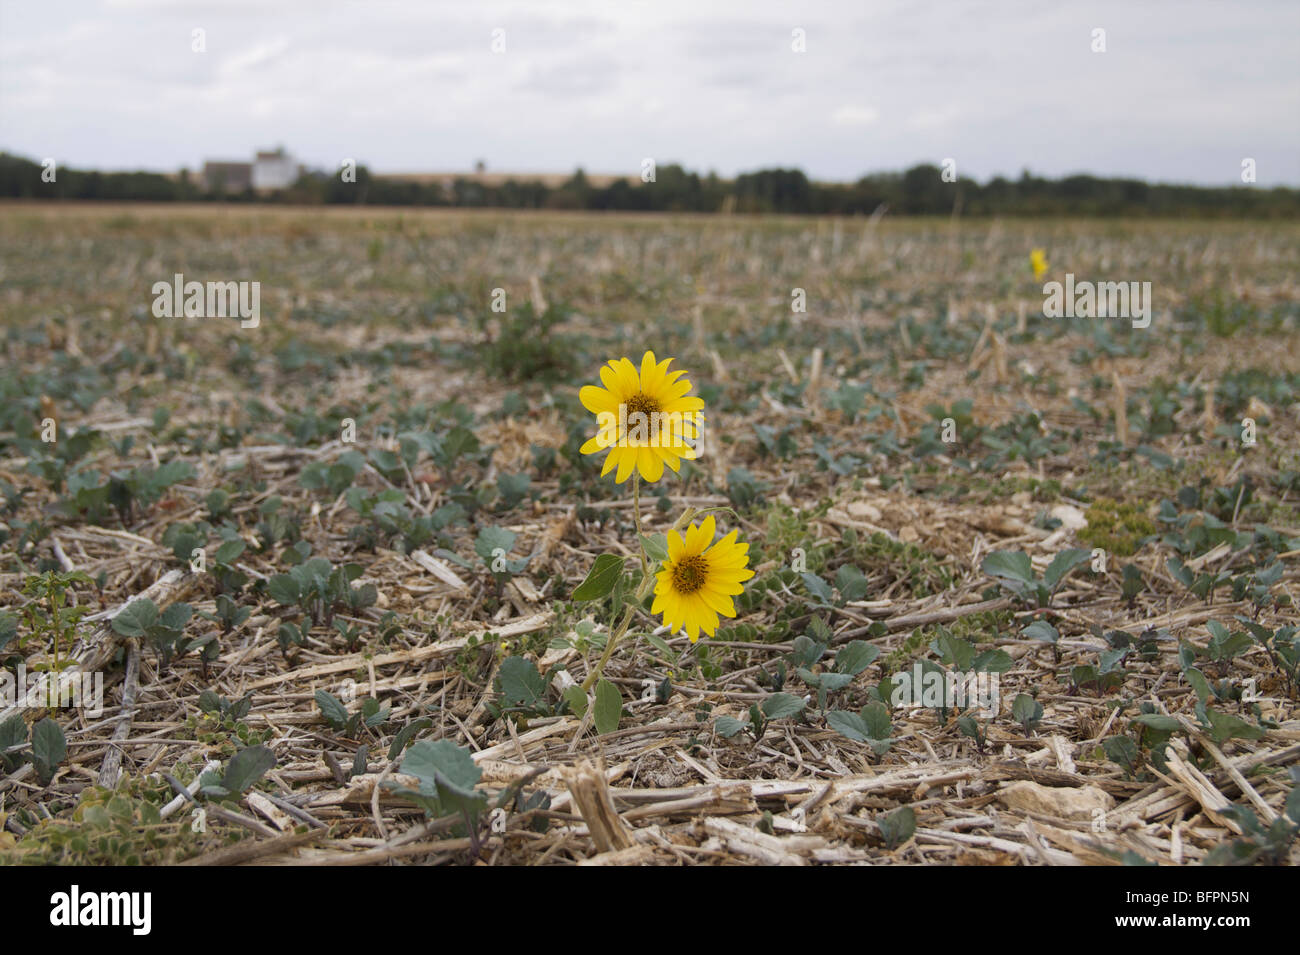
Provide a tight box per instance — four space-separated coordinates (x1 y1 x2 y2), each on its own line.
579 351 704 484
1030 248 1049 281
652 515 753 642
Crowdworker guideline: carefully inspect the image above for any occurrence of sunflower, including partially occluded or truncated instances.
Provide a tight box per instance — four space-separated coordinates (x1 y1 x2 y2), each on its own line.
652 515 753 642
579 351 704 484
1030 248 1049 281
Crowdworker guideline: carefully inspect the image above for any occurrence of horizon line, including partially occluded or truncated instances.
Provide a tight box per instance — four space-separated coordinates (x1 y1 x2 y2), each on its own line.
2 149 1292 192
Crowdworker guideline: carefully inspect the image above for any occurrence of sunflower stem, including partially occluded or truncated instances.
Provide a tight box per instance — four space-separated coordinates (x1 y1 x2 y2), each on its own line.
632 474 648 576
581 570 655 693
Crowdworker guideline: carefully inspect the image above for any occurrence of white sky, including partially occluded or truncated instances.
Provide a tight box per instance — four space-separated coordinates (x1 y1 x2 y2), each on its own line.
1 0 1297 185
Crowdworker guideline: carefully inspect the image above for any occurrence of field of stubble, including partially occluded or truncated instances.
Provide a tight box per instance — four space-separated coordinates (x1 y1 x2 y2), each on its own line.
0 203 1297 865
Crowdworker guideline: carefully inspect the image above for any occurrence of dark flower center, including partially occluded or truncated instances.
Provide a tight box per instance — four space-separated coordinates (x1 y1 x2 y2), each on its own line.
625 392 660 417
671 555 709 594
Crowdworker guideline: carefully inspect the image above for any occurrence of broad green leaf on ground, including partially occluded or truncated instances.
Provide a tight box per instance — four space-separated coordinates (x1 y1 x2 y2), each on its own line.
981 550 1034 585
760 692 806 720
1022 620 1060 644
834 640 880 675
31 718 66 785
1044 548 1092 591
111 598 159 637
498 656 547 707
220 744 276 794
714 715 749 738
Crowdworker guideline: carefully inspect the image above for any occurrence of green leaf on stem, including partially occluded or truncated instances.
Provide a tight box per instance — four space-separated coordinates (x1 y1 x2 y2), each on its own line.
573 554 625 601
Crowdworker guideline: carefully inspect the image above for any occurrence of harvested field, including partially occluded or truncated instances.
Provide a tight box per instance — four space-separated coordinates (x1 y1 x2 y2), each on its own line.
1 204 1297 866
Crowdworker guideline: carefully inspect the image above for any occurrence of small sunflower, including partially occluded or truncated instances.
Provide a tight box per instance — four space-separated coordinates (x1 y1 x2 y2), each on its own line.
652 515 753 642
579 350 704 483
1030 248 1049 281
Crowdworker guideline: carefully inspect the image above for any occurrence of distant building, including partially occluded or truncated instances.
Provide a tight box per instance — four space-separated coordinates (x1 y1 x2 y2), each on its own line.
252 148 299 190
199 148 300 193
201 160 252 193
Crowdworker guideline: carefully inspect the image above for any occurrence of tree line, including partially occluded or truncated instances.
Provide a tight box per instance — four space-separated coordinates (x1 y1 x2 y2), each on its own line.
1 152 1295 218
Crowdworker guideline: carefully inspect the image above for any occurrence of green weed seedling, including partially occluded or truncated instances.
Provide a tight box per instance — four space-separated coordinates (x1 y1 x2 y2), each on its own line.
715 692 806 744
299 449 364 497
196 744 277 801
0 713 26 773
475 526 531 589
276 619 309 656
267 556 376 628
1235 617 1299 698
0 713 66 785
208 537 249 593
1203 770 1300 865
254 496 302 549
197 689 253 724
784 617 874 712
825 702 893 754
724 467 768 509
957 713 990 751
19 570 92 672
331 618 365 652
975 413 1067 470
202 593 251 634
389 739 491 852
64 458 194 525
0 612 17 660
1069 646 1129 697
204 488 232 521
982 547 1091 607
23 427 99 492
1230 562 1285 612
161 520 208 567
315 690 389 738
1011 693 1044 734
800 563 869 608
1102 733 1142 778
930 627 1013 675
1166 556 1233 603
346 486 465 553
877 805 915 851
490 656 555 723
477 301 583 384
387 716 435 760
110 597 196 669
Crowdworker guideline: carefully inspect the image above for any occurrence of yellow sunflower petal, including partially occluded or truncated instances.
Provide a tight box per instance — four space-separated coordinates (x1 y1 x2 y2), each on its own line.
615 357 640 396
638 446 664 482
579 385 616 415
600 449 620 476
639 351 659 393
687 516 716 553
666 529 686 562
707 577 746 596
613 447 636 484
699 587 736 618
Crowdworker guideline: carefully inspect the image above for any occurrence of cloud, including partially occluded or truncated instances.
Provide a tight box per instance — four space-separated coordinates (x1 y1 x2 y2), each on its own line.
517 54 622 96
218 37 291 77
0 0 1296 184
905 107 957 130
831 105 879 127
